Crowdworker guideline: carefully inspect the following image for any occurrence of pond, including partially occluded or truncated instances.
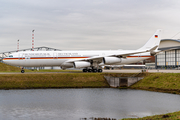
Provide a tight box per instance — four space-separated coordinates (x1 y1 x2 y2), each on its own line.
0 88 180 120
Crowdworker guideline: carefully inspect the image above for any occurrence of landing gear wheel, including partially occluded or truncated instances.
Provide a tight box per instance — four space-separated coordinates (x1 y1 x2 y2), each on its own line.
98 69 102 73
92 69 97 73
21 70 25 73
82 69 88 72
88 69 92 72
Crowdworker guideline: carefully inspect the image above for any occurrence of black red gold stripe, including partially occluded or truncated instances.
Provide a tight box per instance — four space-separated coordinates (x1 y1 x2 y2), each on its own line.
3 57 89 60
3 56 151 60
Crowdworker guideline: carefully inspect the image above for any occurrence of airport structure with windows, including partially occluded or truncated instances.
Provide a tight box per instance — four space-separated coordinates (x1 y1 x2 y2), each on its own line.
156 39 180 69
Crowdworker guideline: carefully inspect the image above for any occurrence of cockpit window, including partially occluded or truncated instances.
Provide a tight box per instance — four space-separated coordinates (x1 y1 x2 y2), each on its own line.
9 55 13 57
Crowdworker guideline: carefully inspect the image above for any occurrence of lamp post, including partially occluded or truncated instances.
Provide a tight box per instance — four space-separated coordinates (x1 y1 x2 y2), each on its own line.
17 39 19 52
32 30 35 51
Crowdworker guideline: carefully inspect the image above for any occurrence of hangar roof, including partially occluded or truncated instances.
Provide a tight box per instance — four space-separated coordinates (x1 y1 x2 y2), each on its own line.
158 39 180 50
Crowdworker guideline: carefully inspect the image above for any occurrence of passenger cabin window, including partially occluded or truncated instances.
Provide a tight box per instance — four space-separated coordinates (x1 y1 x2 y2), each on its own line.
9 55 13 57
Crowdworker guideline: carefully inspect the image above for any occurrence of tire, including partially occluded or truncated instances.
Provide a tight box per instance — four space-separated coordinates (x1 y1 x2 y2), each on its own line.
82 69 87 72
98 69 102 73
93 69 97 73
21 70 25 73
88 69 92 72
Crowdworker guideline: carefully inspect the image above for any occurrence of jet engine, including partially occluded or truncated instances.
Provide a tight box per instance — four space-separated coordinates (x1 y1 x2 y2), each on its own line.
103 57 121 64
61 62 74 69
73 61 91 68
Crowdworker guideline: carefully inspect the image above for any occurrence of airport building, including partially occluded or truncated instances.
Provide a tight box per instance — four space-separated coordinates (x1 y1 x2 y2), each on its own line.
156 39 180 69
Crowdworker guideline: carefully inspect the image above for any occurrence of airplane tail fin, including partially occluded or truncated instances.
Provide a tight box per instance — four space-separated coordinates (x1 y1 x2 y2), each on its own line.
138 29 162 51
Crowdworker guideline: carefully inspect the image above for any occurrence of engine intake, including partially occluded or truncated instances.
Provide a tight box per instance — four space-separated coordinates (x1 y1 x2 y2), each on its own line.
61 62 74 68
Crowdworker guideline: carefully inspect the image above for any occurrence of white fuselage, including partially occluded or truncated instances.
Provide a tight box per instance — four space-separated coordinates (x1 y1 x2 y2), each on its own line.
3 50 151 67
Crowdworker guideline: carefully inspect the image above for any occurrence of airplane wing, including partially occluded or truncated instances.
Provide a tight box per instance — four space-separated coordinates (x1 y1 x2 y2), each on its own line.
66 48 152 63
111 48 152 58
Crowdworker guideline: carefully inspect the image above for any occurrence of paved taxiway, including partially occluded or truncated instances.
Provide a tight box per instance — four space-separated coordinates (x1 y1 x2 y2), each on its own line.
103 69 180 73
0 69 180 74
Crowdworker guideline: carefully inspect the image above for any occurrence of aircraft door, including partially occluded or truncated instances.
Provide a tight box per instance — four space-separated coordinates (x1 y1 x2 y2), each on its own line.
53 53 58 59
18 53 24 60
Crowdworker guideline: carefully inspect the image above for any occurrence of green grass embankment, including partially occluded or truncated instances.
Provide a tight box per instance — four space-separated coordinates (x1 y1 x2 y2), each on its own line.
130 73 180 94
122 111 180 120
0 62 21 72
0 73 109 89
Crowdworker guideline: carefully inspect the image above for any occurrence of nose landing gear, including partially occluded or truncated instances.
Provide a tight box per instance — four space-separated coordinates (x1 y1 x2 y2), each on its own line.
21 68 25 73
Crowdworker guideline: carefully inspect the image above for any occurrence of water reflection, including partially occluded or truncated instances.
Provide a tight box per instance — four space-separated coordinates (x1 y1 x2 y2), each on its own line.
0 89 180 120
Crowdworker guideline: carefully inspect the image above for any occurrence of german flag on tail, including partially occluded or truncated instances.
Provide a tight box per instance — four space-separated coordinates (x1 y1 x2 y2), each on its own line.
155 35 158 38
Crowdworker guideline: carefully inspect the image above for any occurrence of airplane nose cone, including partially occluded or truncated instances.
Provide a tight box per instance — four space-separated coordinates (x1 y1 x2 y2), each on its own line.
1 57 13 66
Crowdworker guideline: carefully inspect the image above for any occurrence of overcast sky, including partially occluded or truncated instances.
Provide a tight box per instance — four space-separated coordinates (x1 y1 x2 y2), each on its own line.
1 0 180 52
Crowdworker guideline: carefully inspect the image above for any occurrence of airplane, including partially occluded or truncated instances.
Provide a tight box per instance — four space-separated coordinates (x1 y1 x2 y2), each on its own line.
3 29 162 73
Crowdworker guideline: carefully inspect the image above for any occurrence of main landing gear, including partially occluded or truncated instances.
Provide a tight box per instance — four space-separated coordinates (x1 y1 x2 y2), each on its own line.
82 60 102 73
82 68 102 73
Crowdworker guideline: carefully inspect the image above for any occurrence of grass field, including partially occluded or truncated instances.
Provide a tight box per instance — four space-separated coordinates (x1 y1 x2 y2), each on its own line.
0 62 21 72
130 73 180 94
122 111 180 120
0 73 110 89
